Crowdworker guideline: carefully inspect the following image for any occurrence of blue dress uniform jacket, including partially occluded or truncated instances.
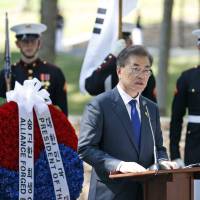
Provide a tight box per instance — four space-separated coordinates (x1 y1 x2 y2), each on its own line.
0 58 68 116
170 66 200 165
78 87 168 200
85 53 157 103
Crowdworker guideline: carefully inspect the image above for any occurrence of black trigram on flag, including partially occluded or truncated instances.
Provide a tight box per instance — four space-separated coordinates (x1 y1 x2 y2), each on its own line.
93 8 107 34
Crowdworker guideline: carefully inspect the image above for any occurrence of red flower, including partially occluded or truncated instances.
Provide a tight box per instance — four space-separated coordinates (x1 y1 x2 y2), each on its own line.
0 101 77 170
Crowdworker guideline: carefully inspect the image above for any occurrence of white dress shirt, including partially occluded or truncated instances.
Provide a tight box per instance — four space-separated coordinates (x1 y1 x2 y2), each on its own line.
117 84 141 120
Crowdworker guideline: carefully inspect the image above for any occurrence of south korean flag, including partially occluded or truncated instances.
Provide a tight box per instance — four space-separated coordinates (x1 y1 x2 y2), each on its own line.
79 0 138 93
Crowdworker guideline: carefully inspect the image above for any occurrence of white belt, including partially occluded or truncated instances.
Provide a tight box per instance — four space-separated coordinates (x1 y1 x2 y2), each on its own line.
188 115 200 123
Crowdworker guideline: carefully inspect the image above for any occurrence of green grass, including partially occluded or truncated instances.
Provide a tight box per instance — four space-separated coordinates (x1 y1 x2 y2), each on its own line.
0 98 6 105
0 51 198 116
55 53 91 115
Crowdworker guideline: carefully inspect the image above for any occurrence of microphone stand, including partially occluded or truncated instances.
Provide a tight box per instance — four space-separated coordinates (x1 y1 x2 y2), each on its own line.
145 103 159 171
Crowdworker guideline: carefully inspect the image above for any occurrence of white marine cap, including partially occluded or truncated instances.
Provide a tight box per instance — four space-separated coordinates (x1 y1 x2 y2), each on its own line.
122 22 134 33
192 29 200 46
11 23 47 40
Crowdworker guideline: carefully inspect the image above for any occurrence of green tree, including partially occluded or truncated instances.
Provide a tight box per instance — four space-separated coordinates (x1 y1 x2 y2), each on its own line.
40 0 57 63
157 0 174 115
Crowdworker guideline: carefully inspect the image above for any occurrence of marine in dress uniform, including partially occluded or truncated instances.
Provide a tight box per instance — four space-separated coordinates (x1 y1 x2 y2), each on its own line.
170 29 200 166
0 23 68 116
85 23 157 103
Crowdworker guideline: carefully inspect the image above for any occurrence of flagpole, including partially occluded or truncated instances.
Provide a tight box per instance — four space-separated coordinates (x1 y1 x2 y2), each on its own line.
118 0 122 38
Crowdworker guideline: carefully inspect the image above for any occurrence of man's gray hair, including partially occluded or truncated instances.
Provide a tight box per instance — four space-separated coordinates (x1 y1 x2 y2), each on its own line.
116 45 153 68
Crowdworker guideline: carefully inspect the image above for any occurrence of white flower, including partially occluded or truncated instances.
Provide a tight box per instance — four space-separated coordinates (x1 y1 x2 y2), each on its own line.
6 78 52 114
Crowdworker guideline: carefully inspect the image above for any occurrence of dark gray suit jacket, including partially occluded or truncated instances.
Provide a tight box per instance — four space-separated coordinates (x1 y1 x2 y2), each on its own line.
78 87 168 200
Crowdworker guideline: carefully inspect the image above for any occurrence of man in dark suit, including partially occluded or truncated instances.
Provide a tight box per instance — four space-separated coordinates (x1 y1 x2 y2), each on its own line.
78 45 176 200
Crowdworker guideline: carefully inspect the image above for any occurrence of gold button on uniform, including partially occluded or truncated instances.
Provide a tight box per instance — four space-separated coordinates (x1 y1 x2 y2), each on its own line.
28 76 33 80
192 88 195 92
46 81 50 87
28 69 33 74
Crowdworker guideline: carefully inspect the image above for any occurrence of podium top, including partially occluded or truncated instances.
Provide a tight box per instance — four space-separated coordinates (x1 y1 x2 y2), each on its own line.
109 167 200 180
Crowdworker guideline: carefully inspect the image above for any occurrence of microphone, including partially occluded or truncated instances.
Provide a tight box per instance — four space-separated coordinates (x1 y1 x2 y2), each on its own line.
142 100 159 171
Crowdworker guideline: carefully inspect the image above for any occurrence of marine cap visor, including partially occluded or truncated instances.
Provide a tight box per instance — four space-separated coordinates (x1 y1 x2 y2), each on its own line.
16 34 40 41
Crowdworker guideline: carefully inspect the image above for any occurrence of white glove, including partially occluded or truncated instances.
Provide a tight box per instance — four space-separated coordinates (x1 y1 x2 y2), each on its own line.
172 158 185 168
159 160 178 170
110 39 126 57
117 161 147 173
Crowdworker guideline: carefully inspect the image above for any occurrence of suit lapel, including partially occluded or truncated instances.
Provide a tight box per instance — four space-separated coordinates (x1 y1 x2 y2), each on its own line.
111 88 139 154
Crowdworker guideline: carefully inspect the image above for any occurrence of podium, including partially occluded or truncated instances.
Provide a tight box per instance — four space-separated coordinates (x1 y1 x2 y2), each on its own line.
109 167 200 200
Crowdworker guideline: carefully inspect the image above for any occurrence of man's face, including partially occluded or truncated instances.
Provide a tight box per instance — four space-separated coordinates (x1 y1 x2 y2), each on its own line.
117 55 151 97
16 38 40 59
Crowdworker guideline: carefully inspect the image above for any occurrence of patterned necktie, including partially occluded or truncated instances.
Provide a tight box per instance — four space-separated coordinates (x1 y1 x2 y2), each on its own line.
129 99 141 148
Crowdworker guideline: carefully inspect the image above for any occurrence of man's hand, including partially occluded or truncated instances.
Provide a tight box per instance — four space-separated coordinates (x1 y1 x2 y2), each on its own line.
110 39 126 57
159 160 178 170
117 161 147 173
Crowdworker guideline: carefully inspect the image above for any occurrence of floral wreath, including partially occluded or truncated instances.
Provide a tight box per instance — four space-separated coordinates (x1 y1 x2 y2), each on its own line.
0 80 83 200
